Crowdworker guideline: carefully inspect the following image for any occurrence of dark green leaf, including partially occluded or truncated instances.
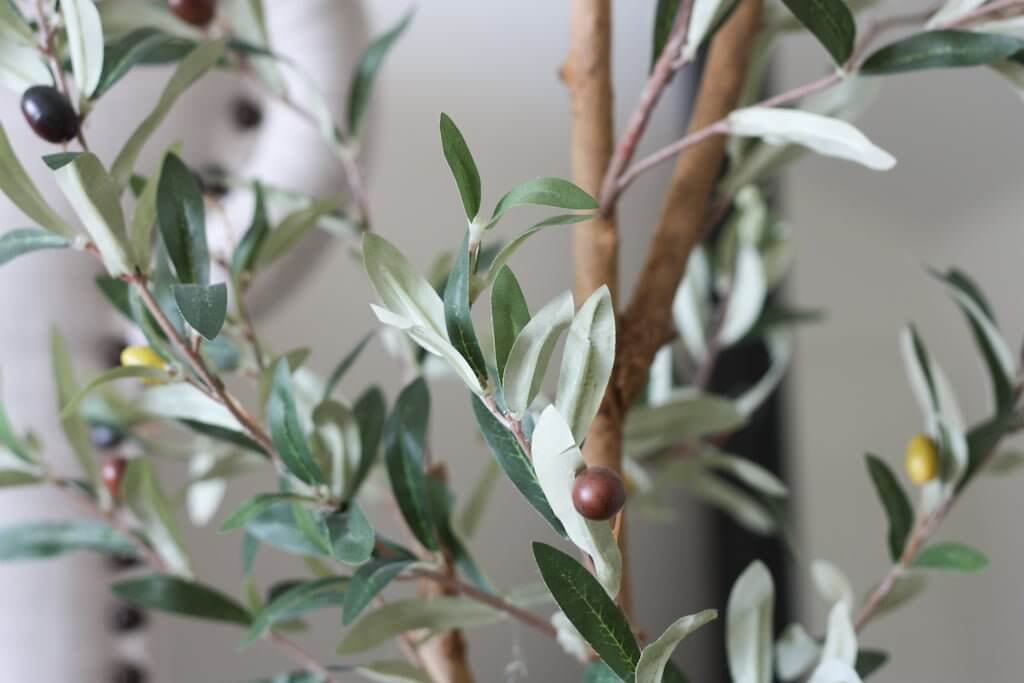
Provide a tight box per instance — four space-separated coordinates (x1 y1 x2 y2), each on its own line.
855 649 889 679
0 228 69 267
444 233 488 382
113 575 252 626
426 477 492 592
0 521 137 561
343 559 415 625
244 577 347 644
583 660 622 682
490 177 597 221
156 153 209 285
95 28 194 98
930 268 1014 410
491 266 530 378
781 0 856 65
232 181 270 277
533 542 639 680
325 502 375 565
347 10 413 136
863 30 1024 75
650 0 681 70
42 152 83 170
912 542 989 572
350 386 387 498
95 275 133 319
439 113 482 221
221 493 316 532
961 410 1018 489
244 502 329 557
471 396 565 536
322 332 374 402
172 282 227 340
180 419 267 456
865 454 913 561
384 378 438 550
267 359 325 485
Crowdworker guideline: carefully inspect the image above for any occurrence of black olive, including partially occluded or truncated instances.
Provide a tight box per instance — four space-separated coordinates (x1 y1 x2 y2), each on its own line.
232 97 263 130
110 604 147 633
21 86 80 144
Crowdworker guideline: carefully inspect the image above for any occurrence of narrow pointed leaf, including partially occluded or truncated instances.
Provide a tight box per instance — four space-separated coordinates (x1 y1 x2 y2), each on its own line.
502 290 574 417
635 610 717 683
444 234 488 381
779 0 856 65
232 181 270 276
267 360 325 485
123 459 193 576
491 266 531 378
325 503 375 565
0 520 137 561
363 232 447 336
221 493 316 532
0 229 69 267
157 153 208 284
439 113 482 221
863 30 1024 74
911 542 988 572
0 122 72 236
322 332 374 402
532 542 639 680
62 0 105 98
726 561 774 683
350 386 387 497
338 596 500 655
343 559 415 626
54 153 133 275
490 177 596 221
384 378 438 550
348 10 413 136
865 454 913 560
556 286 616 442
244 577 347 644
113 575 252 626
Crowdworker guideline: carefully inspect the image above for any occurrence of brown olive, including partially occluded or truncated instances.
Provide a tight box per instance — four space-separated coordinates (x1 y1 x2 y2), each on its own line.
20 86 80 144
101 456 128 501
572 466 626 521
168 0 217 27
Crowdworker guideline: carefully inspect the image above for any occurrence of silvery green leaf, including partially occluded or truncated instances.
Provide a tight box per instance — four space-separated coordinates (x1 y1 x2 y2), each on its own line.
313 399 362 501
363 233 447 337
726 560 774 683
0 229 69 267
0 122 69 237
123 458 193 577
491 266 531 378
96 0 203 39
820 602 857 667
775 623 821 681
869 572 926 620
555 285 615 443
673 467 776 534
254 199 338 269
683 0 736 61
0 2 35 45
0 520 137 561
647 346 674 405
502 290 574 417
899 326 968 485
62 0 105 98
0 40 53 93
139 383 244 431
625 390 745 456
635 609 718 683
49 329 101 496
226 0 286 96
337 597 502 655
673 246 711 362
111 39 226 189
489 176 597 223
700 450 788 497
59 366 167 418
728 108 896 171
931 268 1016 409
810 559 854 610
861 30 1024 75
737 333 792 417
54 153 133 276
129 145 177 270
267 359 325 486
807 659 863 683
347 10 413 136
187 452 226 526
243 576 348 645
864 453 914 560
439 113 482 221
911 542 989 572
533 405 621 598
370 305 483 395
927 0 986 28
719 245 767 345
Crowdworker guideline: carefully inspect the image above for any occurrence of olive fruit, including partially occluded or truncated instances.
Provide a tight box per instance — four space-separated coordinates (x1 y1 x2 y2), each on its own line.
232 96 263 130
120 345 164 370
106 553 142 572
20 86 80 144
572 466 626 521
101 456 128 501
905 433 940 485
168 0 217 27
111 662 148 683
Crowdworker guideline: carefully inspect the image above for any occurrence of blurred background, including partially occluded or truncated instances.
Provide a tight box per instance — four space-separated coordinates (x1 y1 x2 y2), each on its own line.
1 1 1022 681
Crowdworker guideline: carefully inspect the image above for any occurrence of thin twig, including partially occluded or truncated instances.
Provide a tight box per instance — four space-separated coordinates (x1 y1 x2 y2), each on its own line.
33 0 90 151
598 0 696 216
265 632 338 683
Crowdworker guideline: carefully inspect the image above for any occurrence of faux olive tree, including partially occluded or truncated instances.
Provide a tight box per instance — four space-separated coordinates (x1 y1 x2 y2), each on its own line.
1 1 1023 681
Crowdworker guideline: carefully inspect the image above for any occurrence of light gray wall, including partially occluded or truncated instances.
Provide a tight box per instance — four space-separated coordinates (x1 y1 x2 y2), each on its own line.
780 4 1024 679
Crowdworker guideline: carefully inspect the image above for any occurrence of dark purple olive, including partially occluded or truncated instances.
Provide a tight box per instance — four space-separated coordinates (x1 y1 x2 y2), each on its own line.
110 604 147 633
168 0 217 27
232 97 263 130
572 466 627 521
21 86 80 144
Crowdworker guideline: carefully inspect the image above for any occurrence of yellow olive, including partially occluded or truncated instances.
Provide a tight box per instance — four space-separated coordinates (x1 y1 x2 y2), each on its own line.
120 345 164 370
904 433 940 485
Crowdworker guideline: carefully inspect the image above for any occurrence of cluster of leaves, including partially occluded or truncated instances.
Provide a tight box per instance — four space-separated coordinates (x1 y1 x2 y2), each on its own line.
1 1 1024 683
